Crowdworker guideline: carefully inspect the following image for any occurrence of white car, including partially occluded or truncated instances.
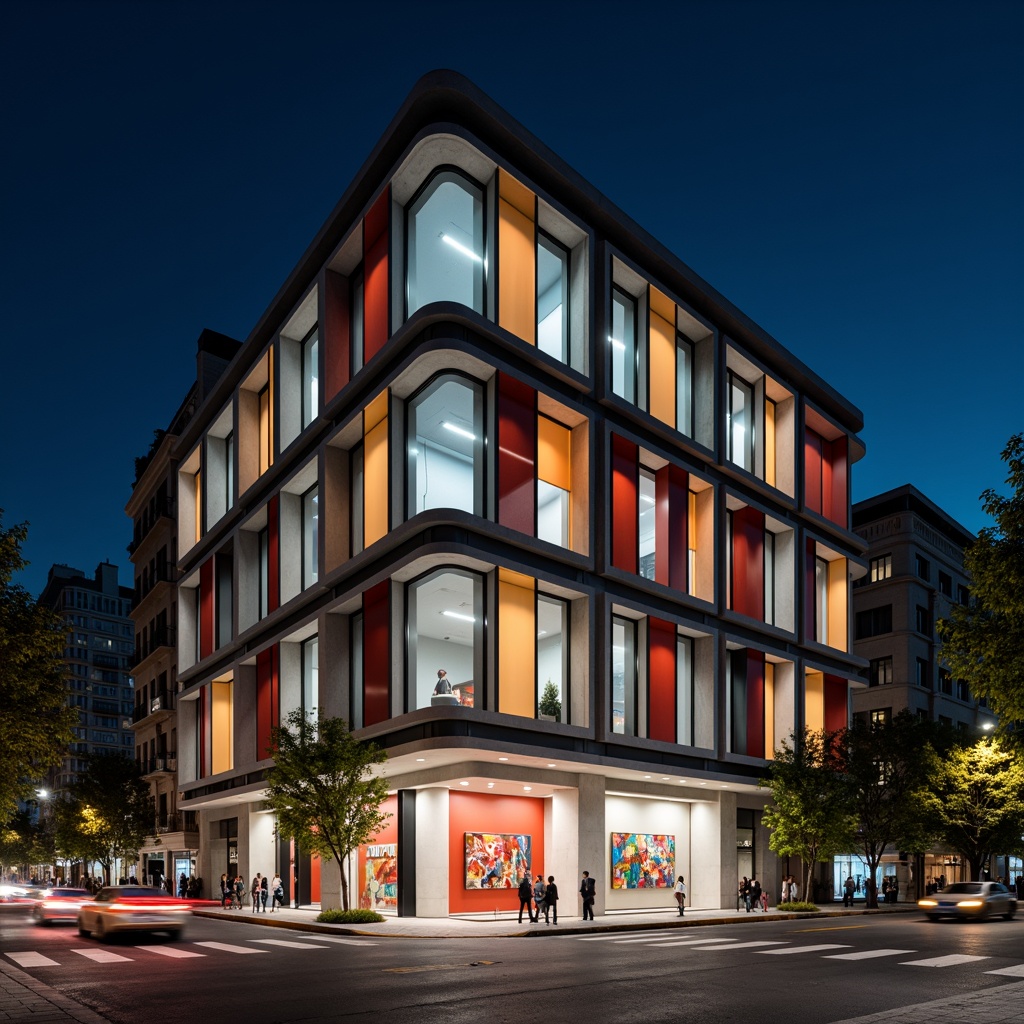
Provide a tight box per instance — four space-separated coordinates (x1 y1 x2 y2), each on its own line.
77 885 191 940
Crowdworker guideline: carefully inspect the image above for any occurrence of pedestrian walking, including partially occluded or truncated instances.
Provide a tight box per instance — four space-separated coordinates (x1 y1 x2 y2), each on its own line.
271 873 284 912
234 874 245 909
543 876 559 925
579 870 596 920
260 874 269 912
843 875 855 907
739 876 751 912
251 873 262 913
518 875 535 923
674 876 687 916
220 873 231 908
750 877 763 912
532 874 546 922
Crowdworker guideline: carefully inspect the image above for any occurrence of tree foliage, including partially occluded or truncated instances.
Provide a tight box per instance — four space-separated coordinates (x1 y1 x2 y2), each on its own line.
761 729 857 901
0 512 78 824
923 739 1024 880
265 710 390 911
938 434 1024 739
845 712 939 907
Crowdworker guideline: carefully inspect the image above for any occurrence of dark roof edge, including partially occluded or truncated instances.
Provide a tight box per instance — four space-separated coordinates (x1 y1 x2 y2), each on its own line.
853 484 976 548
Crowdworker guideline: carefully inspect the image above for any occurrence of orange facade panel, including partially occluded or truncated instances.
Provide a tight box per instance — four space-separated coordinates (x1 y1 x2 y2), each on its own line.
497 569 536 718
648 305 675 428
364 390 389 546
538 415 571 491
828 557 848 653
211 679 233 775
498 173 536 345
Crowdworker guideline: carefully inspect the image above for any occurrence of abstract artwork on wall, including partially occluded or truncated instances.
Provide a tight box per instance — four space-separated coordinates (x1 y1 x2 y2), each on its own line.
610 832 675 888
464 832 531 889
360 842 398 910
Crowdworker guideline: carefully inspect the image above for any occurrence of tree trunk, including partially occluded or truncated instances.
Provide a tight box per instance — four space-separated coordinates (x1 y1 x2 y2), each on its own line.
340 857 349 911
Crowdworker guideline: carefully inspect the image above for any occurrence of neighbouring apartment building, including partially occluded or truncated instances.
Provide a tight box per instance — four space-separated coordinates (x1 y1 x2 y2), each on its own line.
127 329 239 892
173 72 867 916
38 563 135 794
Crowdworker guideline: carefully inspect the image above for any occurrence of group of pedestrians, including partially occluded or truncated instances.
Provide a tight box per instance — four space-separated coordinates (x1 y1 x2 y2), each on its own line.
220 871 285 911
739 876 769 911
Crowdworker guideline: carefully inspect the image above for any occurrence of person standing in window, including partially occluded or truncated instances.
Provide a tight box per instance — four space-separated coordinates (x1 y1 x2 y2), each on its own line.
433 669 452 695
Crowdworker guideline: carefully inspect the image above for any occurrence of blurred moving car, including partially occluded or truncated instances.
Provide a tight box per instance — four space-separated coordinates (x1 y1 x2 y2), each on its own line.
918 881 1018 920
77 885 191 940
0 883 35 904
33 887 93 925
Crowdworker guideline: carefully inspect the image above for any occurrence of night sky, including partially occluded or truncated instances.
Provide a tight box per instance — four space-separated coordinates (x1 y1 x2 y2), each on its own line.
2 1 1021 597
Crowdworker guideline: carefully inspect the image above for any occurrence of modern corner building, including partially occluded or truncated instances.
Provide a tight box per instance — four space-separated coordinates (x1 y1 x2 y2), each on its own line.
127 330 240 890
173 71 867 916
38 563 135 794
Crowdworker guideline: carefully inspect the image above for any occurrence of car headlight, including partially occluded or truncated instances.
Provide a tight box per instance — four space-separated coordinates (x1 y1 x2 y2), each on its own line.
918 899 937 907
957 900 983 908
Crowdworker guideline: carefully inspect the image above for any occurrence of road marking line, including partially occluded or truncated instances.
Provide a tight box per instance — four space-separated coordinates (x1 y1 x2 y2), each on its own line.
5 952 60 967
576 931 684 942
693 941 789 950
193 941 269 954
759 944 852 955
794 925 869 933
251 939 329 949
825 949 916 960
72 949 133 963
295 936 378 946
985 965 1024 977
135 945 206 958
648 938 742 947
900 954 990 967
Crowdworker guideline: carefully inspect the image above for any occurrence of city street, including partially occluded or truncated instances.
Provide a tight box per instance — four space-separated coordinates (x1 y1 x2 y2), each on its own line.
2 910 1024 1023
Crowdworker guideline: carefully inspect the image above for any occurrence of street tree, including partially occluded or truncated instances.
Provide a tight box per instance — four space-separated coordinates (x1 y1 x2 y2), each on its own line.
761 729 857 901
938 434 1024 738
0 513 78 823
265 710 390 911
924 738 1024 880
845 712 939 907
0 810 36 879
70 752 154 884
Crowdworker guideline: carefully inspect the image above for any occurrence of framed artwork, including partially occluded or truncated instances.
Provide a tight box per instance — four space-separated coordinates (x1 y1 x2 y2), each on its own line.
360 843 397 910
464 832 531 889
610 832 675 889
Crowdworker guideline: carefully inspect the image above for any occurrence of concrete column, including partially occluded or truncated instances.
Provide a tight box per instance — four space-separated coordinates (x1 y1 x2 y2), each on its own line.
415 788 449 918
691 791 736 910
320 856 341 911
549 775 605 918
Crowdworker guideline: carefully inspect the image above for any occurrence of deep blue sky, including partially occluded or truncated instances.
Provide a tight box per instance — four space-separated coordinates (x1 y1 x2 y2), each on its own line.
2 1 1021 597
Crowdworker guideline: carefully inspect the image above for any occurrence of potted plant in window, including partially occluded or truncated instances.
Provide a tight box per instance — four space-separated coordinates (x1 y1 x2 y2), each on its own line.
538 681 562 723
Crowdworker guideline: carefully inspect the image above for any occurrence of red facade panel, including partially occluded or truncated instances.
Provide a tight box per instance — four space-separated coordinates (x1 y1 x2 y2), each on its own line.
823 674 849 733
497 372 536 535
746 649 766 759
268 494 280 614
804 428 823 515
363 188 390 364
199 558 214 660
611 434 638 574
363 580 390 727
825 436 848 528
321 269 350 403
731 506 764 621
256 645 279 760
655 464 688 592
648 617 677 743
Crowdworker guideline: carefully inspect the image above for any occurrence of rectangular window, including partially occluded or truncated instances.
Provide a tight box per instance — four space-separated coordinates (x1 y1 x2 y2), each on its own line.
958 584 969 605
855 605 892 639
258 528 268 621
938 571 952 597
302 485 319 589
225 432 234 512
351 268 364 375
916 605 931 636
869 554 891 582
677 334 693 439
611 615 636 735
537 414 571 548
957 678 970 702
916 657 930 688
677 634 694 747
638 468 656 580
350 613 364 729
815 555 828 644
301 327 319 430
727 371 754 472
915 554 930 580
193 469 202 545
870 708 890 728
537 233 569 363
764 531 776 626
351 444 364 556
258 384 272 475
869 656 893 686
302 635 318 721
938 668 952 695
215 552 232 649
610 288 636 404
537 595 568 724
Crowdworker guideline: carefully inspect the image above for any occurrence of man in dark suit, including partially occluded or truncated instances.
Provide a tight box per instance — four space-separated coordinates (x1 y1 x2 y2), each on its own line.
518 874 535 923
580 870 596 920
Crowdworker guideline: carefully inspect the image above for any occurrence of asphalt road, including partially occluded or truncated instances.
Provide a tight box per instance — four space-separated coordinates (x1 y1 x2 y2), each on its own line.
2 909 1023 1024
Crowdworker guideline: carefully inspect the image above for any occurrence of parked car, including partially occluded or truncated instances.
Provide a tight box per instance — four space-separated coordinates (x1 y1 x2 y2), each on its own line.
77 885 191 940
918 881 1017 920
33 887 93 925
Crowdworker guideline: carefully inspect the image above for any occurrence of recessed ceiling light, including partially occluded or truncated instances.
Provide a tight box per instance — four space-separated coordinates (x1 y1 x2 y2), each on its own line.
487 782 495 788
644 775 651 779
459 781 469 786
416 758 426 762
546 763 556 768
662 777 670 781
442 610 476 623
700 782 707 786
442 420 477 440
498 757 509 761
523 786 532 792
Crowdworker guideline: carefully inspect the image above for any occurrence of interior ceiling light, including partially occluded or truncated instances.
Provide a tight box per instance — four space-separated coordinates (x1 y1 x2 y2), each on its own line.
440 233 483 263
415 758 426 762
523 786 532 792
459 781 469 786
546 763 556 768
442 421 477 441
487 782 495 788
442 610 476 623
498 757 509 762
644 775 651 779
608 335 625 351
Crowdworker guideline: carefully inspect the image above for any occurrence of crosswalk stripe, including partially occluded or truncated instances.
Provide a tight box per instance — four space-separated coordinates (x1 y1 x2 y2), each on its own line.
296 936 378 946
825 949 916 961
648 938 742 947
251 939 329 949
135 945 206 958
577 931 683 942
693 941 789 950
900 954 990 968
611 936 702 944
985 965 1024 977
5 952 59 968
73 949 133 963
760 944 851 955
193 941 268 955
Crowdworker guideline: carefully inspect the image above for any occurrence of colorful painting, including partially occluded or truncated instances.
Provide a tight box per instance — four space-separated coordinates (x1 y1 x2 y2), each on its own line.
360 843 397 910
610 833 675 889
464 832 531 889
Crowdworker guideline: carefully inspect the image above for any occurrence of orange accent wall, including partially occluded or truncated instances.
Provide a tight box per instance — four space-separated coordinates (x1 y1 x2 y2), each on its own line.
357 795 399 911
310 854 321 904
448 792 545 914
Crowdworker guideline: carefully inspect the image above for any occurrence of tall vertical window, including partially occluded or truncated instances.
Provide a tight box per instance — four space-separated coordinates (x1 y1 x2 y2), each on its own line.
301 327 319 429
915 555 930 580
407 569 483 711
869 554 892 582
407 171 484 316
225 432 234 512
193 469 202 545
350 613 364 729
537 416 571 548
537 233 569 362
407 375 483 517
638 468 656 580
677 634 694 747
258 384 272 475
916 657 930 688
727 372 754 472
611 615 636 735
302 635 318 721
302 485 318 589
677 334 694 439
869 656 893 686
351 444 364 556
537 595 568 723
815 555 828 644
764 530 776 626
610 288 636 403
258 528 269 620
351 268 364 374
215 553 232 649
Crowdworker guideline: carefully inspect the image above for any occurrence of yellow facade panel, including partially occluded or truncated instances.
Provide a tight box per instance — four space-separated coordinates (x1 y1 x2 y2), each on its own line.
498 197 536 345
828 557 848 653
365 389 388 432
364 417 388 546
765 399 776 488
765 663 775 756
805 670 824 733
538 416 571 491
649 308 675 428
211 680 233 775
498 576 536 718
649 285 675 323
498 169 535 218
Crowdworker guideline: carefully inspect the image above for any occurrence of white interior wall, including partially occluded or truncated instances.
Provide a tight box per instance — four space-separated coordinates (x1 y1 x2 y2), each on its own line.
414 635 474 708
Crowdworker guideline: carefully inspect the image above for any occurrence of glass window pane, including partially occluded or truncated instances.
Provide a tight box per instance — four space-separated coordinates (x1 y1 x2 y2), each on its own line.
302 329 319 429
677 337 693 437
537 234 568 362
302 636 318 722
612 616 635 735
677 635 693 746
408 570 481 711
537 480 569 547
639 469 656 580
611 289 636 403
764 530 775 626
408 376 481 516
816 556 828 644
303 486 318 588
351 270 364 373
351 446 364 555
537 596 567 723
351 614 363 729
408 173 484 315
728 373 753 471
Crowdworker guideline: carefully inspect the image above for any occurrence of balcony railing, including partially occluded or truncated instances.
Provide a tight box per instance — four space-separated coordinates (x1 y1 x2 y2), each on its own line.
155 810 198 835
133 626 176 665
133 690 175 723
140 753 177 775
